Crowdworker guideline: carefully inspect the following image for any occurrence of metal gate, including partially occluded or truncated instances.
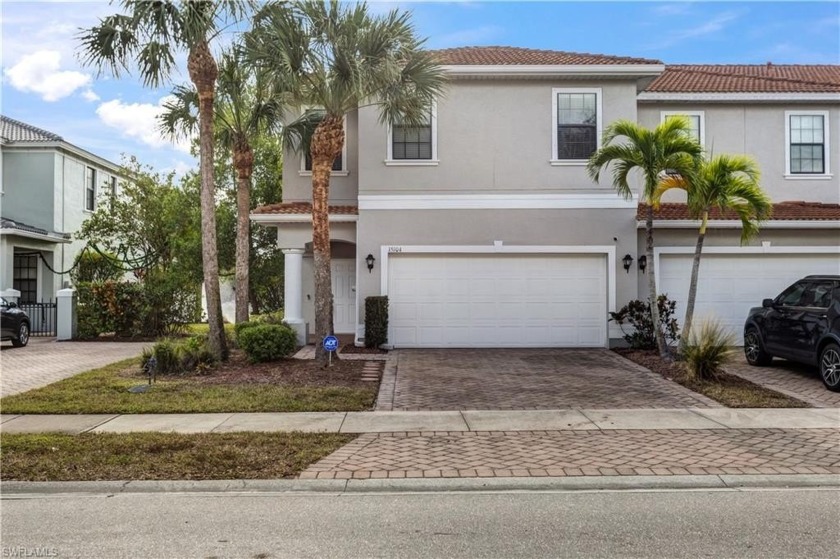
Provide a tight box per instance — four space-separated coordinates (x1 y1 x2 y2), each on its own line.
19 299 57 337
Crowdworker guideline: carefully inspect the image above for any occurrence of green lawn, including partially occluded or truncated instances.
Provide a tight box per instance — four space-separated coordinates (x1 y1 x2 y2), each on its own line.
0 359 378 414
0 432 354 481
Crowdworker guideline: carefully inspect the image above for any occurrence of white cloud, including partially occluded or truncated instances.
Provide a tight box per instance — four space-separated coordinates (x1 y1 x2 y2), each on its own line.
96 96 192 154
4 50 91 102
647 10 742 49
82 89 100 102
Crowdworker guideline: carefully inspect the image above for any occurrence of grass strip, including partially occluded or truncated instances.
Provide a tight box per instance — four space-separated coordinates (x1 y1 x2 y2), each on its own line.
0 432 354 481
1 359 377 414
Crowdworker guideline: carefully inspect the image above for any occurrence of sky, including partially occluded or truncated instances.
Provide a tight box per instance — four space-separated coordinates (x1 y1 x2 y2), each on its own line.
1 0 838 177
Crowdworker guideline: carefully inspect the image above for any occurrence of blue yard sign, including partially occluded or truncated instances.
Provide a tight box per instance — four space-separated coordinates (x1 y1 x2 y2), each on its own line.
323 335 339 352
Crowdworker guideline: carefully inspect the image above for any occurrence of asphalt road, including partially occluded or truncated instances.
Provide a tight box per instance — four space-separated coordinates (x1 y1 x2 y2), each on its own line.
2 488 838 558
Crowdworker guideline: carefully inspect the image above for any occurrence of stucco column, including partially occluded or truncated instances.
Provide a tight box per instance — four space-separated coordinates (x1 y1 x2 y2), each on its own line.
56 288 76 341
1 288 21 304
282 249 307 345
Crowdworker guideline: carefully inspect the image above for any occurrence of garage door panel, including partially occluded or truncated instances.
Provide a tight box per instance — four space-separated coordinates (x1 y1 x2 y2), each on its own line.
388 254 607 348
660 252 840 336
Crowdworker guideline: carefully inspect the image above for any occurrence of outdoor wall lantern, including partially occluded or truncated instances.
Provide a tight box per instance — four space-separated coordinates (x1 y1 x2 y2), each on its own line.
638 255 647 273
622 254 634 273
366 253 376 273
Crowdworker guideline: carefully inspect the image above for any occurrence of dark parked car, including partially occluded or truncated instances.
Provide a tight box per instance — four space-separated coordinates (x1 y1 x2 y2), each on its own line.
744 275 840 392
1 297 30 348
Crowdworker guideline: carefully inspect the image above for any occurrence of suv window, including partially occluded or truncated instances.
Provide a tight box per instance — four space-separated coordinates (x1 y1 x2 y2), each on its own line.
777 282 809 306
808 282 834 308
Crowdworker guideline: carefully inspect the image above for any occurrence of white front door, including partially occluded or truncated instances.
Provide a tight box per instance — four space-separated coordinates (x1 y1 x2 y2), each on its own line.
658 251 840 335
331 259 356 333
387 253 608 348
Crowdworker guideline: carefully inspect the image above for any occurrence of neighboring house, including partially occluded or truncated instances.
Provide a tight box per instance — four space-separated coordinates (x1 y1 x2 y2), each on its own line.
0 116 122 304
251 47 840 348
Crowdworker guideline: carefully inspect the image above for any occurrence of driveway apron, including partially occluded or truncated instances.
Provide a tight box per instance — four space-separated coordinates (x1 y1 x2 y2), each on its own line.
380 349 718 411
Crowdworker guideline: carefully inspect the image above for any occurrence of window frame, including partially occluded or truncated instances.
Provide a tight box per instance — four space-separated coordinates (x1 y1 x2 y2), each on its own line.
299 113 349 177
660 110 705 146
385 102 438 166
785 110 831 177
85 166 96 212
13 252 39 304
551 87 603 166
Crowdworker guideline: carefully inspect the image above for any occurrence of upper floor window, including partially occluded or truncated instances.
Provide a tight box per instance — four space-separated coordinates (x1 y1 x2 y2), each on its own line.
300 110 347 175
110 176 118 197
387 105 437 164
552 88 602 164
85 167 96 211
661 111 704 145
786 111 829 176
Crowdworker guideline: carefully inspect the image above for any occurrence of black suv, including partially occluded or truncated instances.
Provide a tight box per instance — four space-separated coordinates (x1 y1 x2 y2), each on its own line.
744 275 840 392
1 297 31 348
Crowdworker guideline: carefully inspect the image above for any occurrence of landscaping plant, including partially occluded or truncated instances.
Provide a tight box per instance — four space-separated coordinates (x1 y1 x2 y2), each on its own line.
237 323 298 363
365 296 389 348
682 319 737 381
610 295 680 350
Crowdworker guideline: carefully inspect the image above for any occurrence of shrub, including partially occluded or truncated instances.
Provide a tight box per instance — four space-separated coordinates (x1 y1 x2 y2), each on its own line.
237 324 298 363
610 294 680 350
141 336 218 376
682 320 736 381
234 320 262 339
70 250 123 284
252 311 285 325
365 296 389 348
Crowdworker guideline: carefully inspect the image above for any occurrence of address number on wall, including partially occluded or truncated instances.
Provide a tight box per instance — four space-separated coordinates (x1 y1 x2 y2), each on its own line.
388 246 403 253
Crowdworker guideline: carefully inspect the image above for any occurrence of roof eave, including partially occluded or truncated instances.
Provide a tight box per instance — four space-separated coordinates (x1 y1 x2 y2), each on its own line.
637 219 840 229
3 140 123 173
443 64 666 77
250 213 358 224
638 92 840 102
0 228 73 243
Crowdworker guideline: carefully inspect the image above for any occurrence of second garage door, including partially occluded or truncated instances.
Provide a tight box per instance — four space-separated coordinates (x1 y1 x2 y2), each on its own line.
388 253 608 348
659 251 840 336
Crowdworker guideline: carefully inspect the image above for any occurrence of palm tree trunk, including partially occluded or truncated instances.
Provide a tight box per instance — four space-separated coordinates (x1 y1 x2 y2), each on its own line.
679 210 708 354
310 115 344 366
188 40 227 360
646 205 668 358
233 137 253 324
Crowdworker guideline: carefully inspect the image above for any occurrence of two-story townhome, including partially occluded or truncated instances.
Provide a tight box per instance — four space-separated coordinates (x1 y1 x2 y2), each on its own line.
251 47 840 348
1 116 122 305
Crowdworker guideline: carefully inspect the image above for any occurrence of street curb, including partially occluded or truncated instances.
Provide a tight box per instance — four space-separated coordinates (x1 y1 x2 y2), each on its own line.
2 474 838 495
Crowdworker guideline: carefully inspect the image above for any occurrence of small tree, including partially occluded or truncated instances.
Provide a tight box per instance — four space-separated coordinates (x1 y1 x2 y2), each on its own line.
653 154 771 351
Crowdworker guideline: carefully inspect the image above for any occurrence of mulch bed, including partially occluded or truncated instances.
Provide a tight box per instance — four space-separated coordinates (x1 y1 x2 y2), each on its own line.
340 343 388 355
122 348 376 389
613 348 810 408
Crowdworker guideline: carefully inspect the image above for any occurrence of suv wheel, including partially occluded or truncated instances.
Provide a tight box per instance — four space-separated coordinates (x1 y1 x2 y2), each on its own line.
819 343 840 392
744 328 771 366
11 322 29 348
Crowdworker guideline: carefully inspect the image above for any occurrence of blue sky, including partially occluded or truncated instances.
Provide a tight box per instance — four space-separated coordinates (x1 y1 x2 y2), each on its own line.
2 1 838 177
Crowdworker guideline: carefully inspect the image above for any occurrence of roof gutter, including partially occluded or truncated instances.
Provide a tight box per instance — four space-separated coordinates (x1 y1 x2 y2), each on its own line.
637 219 840 229
0 228 73 243
638 92 840 102
250 213 358 224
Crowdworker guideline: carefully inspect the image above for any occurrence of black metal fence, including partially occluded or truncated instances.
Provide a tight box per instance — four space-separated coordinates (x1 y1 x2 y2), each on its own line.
19 299 57 337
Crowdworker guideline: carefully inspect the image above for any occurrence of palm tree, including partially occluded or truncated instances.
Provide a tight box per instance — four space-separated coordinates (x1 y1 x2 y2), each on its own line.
159 48 287 324
78 0 250 360
244 1 446 365
653 154 771 351
587 118 703 358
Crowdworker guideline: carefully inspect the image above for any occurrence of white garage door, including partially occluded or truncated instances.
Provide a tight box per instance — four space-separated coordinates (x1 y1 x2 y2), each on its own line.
659 252 840 335
388 253 608 348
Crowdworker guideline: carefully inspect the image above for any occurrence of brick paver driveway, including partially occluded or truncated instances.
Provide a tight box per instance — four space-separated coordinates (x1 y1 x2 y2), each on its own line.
1 338 149 397
379 349 717 410
302 428 840 479
726 354 840 408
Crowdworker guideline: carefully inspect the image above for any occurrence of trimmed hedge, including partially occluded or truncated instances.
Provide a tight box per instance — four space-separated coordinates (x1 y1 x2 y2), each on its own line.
237 324 298 363
365 296 389 348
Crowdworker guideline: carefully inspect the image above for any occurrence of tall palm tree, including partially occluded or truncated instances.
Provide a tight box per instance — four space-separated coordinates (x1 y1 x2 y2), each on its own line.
78 0 250 359
653 154 771 351
587 118 703 358
244 1 446 365
159 48 287 323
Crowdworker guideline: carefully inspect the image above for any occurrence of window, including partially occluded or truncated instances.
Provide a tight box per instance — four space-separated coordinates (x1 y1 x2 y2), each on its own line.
661 111 704 145
787 112 828 175
387 105 437 164
300 110 347 175
13 253 38 304
110 176 118 197
85 167 96 211
552 88 602 163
